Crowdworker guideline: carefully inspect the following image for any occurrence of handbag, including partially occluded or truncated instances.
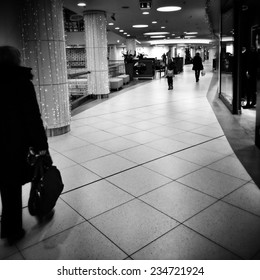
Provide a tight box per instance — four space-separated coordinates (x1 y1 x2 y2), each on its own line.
28 153 64 217
201 70 206 76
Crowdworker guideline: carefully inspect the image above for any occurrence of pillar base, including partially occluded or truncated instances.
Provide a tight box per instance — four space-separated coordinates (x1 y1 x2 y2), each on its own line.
46 125 70 137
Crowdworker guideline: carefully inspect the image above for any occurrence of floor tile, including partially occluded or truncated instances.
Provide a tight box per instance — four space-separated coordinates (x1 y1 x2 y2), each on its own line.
174 146 227 166
114 116 141 125
140 181 216 222
223 182 260 216
168 120 203 131
21 222 127 259
170 131 211 145
60 165 101 192
144 155 201 180
69 125 99 136
132 225 239 260
123 131 162 144
96 137 140 153
197 138 234 155
51 153 77 169
147 126 184 137
61 180 134 219
146 138 191 154
107 166 172 196
117 145 166 164
82 154 136 178
91 199 179 255
177 167 246 198
62 144 111 163
49 135 88 152
103 125 141 136
0 235 19 260
77 130 117 143
150 116 179 125
186 115 218 125
207 155 252 181
89 120 120 130
191 126 224 138
5 252 24 260
184 201 260 259
17 199 85 250
128 120 160 130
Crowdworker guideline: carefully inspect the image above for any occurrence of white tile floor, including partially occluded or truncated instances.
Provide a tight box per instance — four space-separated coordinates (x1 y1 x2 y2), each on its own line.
1 63 260 260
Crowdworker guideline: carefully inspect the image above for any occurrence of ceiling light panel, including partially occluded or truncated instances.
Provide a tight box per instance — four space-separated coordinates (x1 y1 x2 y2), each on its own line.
144 32 169 35
132 24 149 28
150 35 166 38
157 6 182 12
77 2 86 7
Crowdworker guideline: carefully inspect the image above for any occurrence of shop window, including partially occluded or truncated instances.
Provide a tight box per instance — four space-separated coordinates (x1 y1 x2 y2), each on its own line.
220 7 234 110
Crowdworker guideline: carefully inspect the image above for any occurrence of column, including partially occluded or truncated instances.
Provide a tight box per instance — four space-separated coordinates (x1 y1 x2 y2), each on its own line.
21 0 70 136
126 38 136 56
84 10 109 98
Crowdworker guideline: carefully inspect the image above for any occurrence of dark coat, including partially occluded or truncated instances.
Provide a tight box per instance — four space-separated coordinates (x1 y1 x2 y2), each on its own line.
192 55 204 70
1 65 49 185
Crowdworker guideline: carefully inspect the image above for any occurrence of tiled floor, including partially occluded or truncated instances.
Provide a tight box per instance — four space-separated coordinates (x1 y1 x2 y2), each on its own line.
1 63 260 260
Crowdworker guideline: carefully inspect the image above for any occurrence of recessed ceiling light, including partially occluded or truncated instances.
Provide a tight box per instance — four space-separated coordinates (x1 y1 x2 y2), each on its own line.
184 32 198 35
152 21 157 24
157 6 182 12
124 32 127 34
144 32 169 35
108 23 114 26
132 24 148 28
127 34 131 37
115 27 120 29
172 33 175 36
119 30 124 32
143 11 149 15
150 35 166 38
77 2 86 7
161 26 166 29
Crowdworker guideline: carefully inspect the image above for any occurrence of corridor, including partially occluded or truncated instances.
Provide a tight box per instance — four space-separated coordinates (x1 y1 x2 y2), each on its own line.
1 63 260 260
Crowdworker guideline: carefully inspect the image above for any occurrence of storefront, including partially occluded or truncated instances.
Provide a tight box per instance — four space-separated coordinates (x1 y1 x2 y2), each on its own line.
218 0 260 147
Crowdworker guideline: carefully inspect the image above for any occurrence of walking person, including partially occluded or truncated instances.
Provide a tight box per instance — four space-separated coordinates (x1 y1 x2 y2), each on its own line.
0 46 50 245
192 52 204 82
165 60 175 90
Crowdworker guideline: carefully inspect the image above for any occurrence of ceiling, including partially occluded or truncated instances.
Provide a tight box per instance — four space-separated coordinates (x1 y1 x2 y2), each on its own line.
63 0 214 44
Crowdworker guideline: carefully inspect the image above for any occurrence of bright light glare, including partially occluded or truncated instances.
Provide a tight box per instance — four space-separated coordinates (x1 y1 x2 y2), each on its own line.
132 25 149 28
150 35 166 38
77 2 86 7
157 6 182 12
144 32 169 35
184 32 198 35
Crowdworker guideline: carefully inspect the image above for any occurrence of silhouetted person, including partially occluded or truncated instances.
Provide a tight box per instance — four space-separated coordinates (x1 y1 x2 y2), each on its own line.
192 52 204 82
0 46 50 245
165 60 175 90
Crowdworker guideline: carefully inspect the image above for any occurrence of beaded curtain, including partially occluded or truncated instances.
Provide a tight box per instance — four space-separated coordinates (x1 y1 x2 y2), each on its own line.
21 0 71 129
